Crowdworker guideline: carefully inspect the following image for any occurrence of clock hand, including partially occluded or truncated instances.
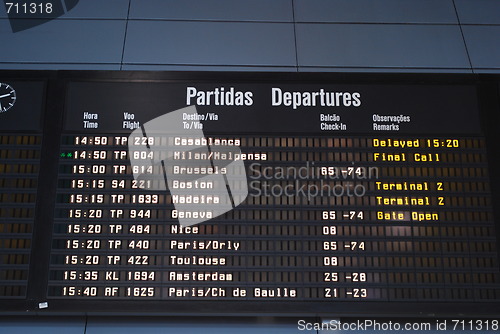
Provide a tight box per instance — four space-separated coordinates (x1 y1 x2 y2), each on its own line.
0 94 11 99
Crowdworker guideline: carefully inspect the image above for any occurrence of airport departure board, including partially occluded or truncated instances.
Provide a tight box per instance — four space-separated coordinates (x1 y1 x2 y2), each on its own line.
0 71 499 316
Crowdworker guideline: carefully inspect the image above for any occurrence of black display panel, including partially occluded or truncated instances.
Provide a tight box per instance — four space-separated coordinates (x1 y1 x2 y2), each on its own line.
0 79 45 300
0 71 499 316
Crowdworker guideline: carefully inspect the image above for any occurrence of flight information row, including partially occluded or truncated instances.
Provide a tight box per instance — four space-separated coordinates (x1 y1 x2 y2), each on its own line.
62 135 484 150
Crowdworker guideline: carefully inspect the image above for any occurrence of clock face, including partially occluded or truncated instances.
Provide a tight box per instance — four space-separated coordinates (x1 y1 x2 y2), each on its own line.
0 83 16 113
